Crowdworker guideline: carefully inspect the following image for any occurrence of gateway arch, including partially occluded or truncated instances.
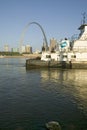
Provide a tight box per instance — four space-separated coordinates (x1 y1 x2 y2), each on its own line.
20 22 48 53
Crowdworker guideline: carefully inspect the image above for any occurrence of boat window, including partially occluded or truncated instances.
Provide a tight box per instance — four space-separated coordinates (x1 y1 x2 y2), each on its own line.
63 55 67 58
46 55 51 58
74 55 76 58
71 55 76 58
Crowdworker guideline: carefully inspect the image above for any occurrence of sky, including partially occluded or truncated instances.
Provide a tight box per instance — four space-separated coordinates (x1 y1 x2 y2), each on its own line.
0 0 87 51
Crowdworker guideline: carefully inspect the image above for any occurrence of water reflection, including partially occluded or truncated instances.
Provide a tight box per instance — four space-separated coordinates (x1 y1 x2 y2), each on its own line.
40 69 87 85
40 69 87 116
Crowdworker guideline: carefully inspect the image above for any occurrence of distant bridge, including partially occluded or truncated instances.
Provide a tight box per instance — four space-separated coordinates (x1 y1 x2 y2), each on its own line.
20 22 48 53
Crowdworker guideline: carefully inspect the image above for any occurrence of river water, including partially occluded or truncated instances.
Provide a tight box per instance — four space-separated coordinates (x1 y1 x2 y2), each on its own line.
0 58 87 130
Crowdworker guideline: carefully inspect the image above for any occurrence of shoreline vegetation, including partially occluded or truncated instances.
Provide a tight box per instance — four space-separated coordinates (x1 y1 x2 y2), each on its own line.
0 54 41 59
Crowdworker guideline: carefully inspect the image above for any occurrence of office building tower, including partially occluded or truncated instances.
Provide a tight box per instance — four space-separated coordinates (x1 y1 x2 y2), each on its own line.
49 38 57 52
25 45 32 53
4 44 9 52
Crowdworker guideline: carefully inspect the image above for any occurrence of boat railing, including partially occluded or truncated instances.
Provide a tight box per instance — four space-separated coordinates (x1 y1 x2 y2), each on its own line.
72 46 87 52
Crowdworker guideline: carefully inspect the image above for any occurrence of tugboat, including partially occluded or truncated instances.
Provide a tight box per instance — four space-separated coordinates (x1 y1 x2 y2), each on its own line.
26 13 87 69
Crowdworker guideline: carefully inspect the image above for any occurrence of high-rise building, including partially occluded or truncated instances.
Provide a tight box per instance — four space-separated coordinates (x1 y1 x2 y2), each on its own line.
21 45 32 53
42 39 48 52
49 38 57 52
25 45 32 53
11 48 19 52
4 44 9 52
21 45 26 53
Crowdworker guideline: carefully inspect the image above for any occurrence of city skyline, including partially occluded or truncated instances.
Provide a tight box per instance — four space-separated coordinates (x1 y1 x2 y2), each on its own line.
0 0 87 51
1 37 57 53
2 43 32 53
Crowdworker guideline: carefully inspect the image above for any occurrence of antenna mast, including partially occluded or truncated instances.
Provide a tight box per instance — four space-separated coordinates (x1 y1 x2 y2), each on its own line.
82 12 86 24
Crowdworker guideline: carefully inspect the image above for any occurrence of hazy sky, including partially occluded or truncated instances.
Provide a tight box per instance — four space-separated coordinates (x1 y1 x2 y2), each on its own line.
0 0 87 51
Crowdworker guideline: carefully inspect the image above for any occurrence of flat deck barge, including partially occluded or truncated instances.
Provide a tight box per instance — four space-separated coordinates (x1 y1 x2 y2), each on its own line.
26 59 87 69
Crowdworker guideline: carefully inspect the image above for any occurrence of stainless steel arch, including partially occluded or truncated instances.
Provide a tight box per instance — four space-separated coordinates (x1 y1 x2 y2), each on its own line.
20 22 48 53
